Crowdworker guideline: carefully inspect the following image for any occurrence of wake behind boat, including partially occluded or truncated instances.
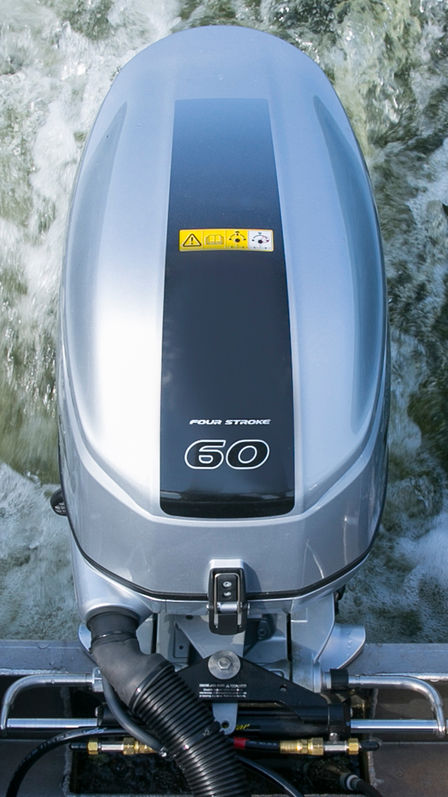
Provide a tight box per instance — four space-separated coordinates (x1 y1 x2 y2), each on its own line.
2 26 448 797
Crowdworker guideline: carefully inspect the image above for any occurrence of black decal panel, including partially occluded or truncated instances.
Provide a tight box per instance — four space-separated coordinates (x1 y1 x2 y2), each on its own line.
160 100 294 518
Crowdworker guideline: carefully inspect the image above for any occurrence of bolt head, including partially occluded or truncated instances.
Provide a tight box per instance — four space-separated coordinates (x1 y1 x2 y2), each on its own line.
208 650 241 680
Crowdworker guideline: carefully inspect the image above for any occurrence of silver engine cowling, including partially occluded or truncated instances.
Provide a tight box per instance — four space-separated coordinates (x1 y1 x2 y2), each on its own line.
59 26 388 674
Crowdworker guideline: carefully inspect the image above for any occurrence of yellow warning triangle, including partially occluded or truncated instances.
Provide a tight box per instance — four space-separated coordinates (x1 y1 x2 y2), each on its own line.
182 233 202 248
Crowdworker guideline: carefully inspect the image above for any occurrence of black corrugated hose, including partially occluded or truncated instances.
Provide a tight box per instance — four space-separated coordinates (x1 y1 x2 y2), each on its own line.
88 609 249 797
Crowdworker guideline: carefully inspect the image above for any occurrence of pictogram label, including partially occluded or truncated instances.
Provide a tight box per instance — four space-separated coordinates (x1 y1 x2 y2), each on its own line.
181 232 202 248
179 228 274 252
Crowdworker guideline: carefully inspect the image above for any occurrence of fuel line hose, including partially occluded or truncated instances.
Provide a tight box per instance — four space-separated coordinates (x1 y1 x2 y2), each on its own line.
88 609 249 797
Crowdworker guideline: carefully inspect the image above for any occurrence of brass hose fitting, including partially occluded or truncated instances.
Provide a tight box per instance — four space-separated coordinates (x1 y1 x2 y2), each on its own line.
87 736 156 756
279 737 360 756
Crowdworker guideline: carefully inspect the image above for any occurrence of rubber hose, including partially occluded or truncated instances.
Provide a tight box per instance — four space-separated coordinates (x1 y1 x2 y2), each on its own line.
130 657 248 796
344 774 385 797
101 676 162 752
6 727 125 797
238 755 305 797
88 610 248 797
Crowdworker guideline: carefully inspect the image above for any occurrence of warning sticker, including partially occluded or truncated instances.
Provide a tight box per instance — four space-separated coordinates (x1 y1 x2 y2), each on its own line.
179 229 274 252
182 232 202 248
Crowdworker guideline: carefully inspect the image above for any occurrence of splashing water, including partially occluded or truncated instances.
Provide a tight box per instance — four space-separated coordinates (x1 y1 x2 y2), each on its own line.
1 0 448 641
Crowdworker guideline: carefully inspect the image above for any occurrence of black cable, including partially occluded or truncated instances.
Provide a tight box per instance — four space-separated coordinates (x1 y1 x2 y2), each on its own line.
102 676 162 753
358 784 384 797
238 754 305 797
344 775 385 797
6 677 163 797
6 727 124 797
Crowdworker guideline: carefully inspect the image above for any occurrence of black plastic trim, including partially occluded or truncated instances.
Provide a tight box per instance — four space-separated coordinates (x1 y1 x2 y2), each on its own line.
160 98 294 519
160 492 294 519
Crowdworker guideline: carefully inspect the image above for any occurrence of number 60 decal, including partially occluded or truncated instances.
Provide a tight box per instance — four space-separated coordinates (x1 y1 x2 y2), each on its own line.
185 439 270 470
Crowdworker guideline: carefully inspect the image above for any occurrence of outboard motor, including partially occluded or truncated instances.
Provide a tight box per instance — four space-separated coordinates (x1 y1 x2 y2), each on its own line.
58 25 388 795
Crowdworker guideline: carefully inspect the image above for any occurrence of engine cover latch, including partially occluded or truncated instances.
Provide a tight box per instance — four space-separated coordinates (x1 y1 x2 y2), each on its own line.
208 568 247 635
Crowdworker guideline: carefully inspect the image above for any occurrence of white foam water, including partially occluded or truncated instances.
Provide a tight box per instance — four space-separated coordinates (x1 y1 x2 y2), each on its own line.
1 0 448 641
0 463 76 637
